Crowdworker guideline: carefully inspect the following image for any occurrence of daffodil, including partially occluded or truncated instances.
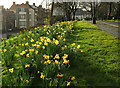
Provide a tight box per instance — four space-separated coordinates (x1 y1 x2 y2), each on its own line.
26 54 29 57
25 64 30 68
77 45 80 49
81 50 83 53
29 49 34 52
71 76 75 80
63 38 66 41
35 50 38 54
9 68 14 73
71 43 75 46
25 42 28 46
67 81 71 86
54 54 60 59
20 51 26 55
40 73 45 79
44 42 48 46
36 45 40 48
61 47 64 50
36 41 39 44
4 49 7 52
64 45 67 49
55 60 58 64
37 42 41 46
20 77 23 81
31 39 34 42
63 60 69 64
47 60 51 64
25 80 29 83
62 54 68 60
42 46 45 49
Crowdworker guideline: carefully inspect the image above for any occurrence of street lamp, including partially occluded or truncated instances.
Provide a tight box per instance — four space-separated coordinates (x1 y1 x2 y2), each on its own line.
93 0 96 24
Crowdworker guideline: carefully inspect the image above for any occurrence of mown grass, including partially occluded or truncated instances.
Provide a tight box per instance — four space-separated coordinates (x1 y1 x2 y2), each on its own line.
101 20 120 22
66 21 120 87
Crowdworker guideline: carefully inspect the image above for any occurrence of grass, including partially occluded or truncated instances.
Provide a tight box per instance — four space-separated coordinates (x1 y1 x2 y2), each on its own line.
66 21 120 87
101 19 120 22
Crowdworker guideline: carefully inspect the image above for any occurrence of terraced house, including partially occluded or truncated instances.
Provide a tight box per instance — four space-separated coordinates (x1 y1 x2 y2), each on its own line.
10 1 38 29
0 6 15 33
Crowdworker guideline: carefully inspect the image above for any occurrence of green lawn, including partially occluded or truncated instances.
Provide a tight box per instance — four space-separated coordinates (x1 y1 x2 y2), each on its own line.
66 21 120 87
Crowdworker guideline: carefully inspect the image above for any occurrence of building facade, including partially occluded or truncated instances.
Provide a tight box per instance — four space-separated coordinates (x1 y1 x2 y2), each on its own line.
0 6 15 34
10 1 38 29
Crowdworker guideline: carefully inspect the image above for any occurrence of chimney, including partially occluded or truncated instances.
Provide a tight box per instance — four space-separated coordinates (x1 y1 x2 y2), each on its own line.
26 1 29 4
33 3 35 6
13 2 15 5
39 5 42 8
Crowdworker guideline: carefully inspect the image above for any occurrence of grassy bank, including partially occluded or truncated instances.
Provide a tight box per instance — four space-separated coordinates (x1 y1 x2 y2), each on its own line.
66 21 120 87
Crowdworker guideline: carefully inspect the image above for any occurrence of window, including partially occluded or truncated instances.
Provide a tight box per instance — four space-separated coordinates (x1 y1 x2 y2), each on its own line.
20 8 25 12
19 21 26 26
19 14 25 19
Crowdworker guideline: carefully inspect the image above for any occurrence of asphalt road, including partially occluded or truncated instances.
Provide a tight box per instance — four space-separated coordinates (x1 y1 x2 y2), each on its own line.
88 21 120 39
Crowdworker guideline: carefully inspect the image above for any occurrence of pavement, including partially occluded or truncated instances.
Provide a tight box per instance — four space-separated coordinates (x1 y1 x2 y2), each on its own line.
87 21 120 39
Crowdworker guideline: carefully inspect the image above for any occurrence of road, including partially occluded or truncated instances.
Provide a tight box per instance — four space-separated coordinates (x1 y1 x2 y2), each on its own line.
88 21 120 39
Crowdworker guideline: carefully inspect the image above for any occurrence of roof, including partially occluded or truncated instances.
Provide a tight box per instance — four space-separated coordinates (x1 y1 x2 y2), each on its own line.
75 10 91 15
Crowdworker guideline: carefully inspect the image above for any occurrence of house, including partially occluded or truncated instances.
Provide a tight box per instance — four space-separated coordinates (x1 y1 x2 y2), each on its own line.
75 9 92 20
10 1 38 29
0 6 5 34
0 6 15 34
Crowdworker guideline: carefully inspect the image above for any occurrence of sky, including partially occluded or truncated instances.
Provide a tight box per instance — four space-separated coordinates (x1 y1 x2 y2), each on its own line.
0 0 48 9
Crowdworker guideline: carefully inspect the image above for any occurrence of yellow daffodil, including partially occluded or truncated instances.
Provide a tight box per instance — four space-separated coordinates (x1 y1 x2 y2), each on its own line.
61 47 64 50
3 49 7 52
54 54 60 59
77 45 80 49
47 60 51 64
20 51 26 56
55 60 58 64
63 60 69 64
25 64 30 68
63 38 66 41
40 74 45 79
29 49 34 52
71 76 75 80
67 81 71 86
62 54 68 60
44 61 47 64
42 46 45 49
36 41 39 44
25 42 28 46
26 54 29 57
57 74 63 78
9 68 14 73
31 39 34 42
64 45 67 49
35 50 38 54
71 43 75 46
81 50 83 53
51 55 53 58
21 44 24 46
44 42 48 46
25 80 29 83
20 77 23 81
36 45 40 48
39 42 42 45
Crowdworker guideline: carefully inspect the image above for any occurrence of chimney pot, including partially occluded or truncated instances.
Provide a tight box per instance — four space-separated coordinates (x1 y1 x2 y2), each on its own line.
13 2 15 5
26 1 29 4
33 3 35 6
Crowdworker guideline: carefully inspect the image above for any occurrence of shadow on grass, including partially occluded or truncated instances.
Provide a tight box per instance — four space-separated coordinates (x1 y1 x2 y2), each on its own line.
66 25 119 87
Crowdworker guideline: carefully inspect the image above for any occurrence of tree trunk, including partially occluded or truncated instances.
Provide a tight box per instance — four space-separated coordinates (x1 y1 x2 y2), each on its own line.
50 1 54 25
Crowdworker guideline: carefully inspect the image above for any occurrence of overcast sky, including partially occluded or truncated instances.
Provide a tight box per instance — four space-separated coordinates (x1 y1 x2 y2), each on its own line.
0 0 48 9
